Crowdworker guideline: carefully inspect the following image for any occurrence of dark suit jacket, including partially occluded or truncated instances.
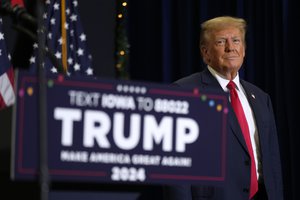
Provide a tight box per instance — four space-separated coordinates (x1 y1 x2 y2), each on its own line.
163 68 283 200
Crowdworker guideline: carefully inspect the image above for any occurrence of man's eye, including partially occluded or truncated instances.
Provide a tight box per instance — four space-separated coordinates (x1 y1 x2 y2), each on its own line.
233 39 240 44
216 40 225 46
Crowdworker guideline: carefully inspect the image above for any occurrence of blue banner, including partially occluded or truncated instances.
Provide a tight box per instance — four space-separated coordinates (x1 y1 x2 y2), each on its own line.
12 70 229 185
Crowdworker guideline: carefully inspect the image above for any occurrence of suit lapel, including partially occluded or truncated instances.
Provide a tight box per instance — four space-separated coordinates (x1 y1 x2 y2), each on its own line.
201 69 249 153
227 105 249 152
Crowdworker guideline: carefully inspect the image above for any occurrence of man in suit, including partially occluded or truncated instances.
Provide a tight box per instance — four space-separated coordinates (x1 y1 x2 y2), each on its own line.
164 16 283 200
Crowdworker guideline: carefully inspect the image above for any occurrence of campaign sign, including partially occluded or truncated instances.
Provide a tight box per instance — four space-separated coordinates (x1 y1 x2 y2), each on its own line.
11 70 229 185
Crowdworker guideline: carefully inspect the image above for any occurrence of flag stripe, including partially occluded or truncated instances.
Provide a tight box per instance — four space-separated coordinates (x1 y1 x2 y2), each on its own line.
11 0 24 7
0 67 15 108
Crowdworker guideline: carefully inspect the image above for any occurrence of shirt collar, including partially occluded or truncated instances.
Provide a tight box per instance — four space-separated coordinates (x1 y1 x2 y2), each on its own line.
207 65 241 92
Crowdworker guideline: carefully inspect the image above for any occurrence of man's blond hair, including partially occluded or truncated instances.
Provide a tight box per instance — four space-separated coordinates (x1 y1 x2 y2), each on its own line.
199 16 247 47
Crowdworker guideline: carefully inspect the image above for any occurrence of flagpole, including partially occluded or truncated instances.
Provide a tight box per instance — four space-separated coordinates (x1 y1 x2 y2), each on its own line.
36 0 50 200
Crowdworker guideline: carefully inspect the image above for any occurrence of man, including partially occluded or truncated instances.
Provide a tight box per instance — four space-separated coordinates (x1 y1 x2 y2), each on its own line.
164 16 283 200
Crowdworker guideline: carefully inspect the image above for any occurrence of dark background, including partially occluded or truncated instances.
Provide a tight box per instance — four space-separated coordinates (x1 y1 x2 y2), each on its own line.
1 0 299 199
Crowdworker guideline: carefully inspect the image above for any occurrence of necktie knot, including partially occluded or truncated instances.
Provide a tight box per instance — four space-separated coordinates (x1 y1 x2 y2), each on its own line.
227 80 236 91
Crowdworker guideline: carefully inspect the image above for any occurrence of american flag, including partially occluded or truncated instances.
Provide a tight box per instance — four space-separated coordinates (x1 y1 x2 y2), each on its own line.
29 0 93 76
0 17 15 110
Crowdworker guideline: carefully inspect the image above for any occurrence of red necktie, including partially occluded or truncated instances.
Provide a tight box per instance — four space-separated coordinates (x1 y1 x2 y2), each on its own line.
227 80 258 199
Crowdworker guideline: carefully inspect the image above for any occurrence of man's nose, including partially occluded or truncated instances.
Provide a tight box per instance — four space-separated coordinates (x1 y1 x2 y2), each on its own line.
225 40 235 52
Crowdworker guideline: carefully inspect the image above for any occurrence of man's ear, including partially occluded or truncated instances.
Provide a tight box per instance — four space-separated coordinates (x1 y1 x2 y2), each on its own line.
200 46 211 64
200 46 208 55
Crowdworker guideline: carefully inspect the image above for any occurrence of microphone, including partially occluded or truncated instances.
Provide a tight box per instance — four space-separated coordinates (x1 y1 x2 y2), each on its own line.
0 0 37 26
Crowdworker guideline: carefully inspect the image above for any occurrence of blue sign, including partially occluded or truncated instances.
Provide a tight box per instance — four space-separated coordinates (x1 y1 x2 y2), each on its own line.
11 70 229 185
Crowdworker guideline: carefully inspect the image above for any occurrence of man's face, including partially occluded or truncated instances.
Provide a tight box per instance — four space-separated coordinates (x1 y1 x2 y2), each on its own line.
201 27 245 79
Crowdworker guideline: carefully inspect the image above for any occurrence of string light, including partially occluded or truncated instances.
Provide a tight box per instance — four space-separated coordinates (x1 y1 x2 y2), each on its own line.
115 0 130 80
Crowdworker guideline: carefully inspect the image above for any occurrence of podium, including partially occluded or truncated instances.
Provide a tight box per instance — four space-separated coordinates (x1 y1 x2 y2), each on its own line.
11 70 229 199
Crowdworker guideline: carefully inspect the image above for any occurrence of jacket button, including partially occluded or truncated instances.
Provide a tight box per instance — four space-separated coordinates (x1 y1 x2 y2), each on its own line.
243 188 249 193
244 160 250 166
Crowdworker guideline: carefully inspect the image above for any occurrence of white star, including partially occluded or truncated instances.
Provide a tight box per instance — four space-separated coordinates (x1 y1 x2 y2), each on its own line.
58 37 64 45
50 18 56 25
43 13 47 19
64 22 69 30
33 43 38 49
74 63 80 71
70 14 77 21
0 32 4 40
51 67 58 73
77 48 84 56
67 57 73 65
79 33 86 41
45 0 51 5
0 49 2 56
48 33 52 39
29 56 36 64
55 51 62 59
86 67 93 75
73 0 78 7
53 3 60 10
66 8 70 15
8 54 11 60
